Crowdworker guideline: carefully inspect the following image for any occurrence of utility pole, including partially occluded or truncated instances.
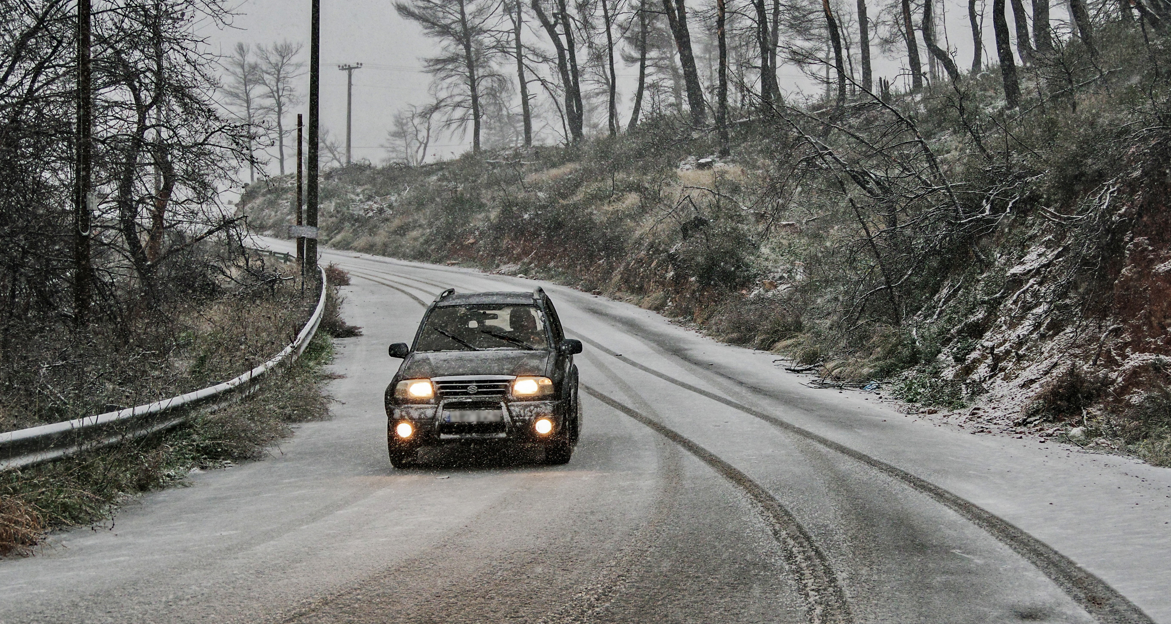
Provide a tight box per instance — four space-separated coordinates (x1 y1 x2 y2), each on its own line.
306 0 320 276
337 63 362 166
296 113 304 274
74 0 92 326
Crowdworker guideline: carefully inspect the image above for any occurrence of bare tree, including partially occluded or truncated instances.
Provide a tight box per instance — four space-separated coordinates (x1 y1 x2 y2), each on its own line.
221 42 264 182
717 0 729 153
857 0 872 92
901 0 924 90
1032 0 1051 54
396 0 502 152
531 0 585 142
1009 0 1034 63
1068 0 1096 57
622 1 682 125
386 103 438 165
625 0 650 129
749 0 779 103
256 40 304 176
969 0 983 71
923 0 960 82
503 0 533 146
993 0 1021 107
601 0 620 136
661 0 707 124
823 0 847 106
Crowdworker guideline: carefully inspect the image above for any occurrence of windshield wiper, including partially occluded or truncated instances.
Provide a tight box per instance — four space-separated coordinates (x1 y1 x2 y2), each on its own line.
479 329 537 350
432 327 480 351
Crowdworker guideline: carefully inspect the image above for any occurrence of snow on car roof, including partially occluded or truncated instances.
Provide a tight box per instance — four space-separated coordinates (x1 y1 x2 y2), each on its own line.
435 291 538 307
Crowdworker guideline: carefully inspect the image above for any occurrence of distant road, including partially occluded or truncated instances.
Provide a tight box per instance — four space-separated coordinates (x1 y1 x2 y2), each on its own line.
1 239 1167 624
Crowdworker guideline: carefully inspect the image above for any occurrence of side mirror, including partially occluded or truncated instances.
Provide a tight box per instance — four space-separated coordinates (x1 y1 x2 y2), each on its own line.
388 343 410 359
559 339 583 355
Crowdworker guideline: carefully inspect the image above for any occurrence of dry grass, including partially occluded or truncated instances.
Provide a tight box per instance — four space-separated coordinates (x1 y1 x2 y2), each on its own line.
0 267 343 557
0 495 41 557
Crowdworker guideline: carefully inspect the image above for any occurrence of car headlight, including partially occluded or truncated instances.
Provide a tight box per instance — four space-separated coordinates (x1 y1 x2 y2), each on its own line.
395 379 435 401
512 376 554 398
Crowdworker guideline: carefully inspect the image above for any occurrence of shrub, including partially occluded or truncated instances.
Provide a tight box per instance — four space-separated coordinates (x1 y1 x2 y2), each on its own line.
893 367 966 409
324 263 352 286
1022 366 1109 424
1121 387 1171 467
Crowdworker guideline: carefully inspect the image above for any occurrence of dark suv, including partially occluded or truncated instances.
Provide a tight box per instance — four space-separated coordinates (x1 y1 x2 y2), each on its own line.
384 288 582 468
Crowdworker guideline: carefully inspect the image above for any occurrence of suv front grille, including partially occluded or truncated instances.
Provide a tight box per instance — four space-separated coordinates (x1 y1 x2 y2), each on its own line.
434 376 512 399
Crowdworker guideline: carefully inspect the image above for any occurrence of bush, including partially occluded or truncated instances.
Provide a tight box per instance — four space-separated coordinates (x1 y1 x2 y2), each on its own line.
1121 387 1171 467
892 367 966 409
1022 366 1109 425
324 262 352 286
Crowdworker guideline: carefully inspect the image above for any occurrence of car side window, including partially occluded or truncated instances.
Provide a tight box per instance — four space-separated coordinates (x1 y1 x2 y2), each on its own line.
544 299 565 343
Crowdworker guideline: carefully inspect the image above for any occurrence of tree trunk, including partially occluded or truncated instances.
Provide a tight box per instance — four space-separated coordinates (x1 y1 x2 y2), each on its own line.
661 0 706 125
1009 0 1034 64
770 0 781 101
823 0 847 106
923 0 961 82
558 0 585 138
751 0 775 104
993 0 1021 107
147 145 175 263
276 99 285 175
602 0 618 136
458 0 481 152
969 0 982 71
512 1 532 146
857 0 872 92
1068 0 1097 57
901 0 924 90
717 0 728 154
118 93 153 288
1032 0 1052 53
628 3 648 131
531 0 583 141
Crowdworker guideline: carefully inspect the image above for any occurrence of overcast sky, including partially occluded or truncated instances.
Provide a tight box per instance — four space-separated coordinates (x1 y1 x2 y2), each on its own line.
202 0 462 174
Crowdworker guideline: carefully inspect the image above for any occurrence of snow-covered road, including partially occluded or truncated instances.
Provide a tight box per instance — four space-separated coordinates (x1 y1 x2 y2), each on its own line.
1 240 1167 624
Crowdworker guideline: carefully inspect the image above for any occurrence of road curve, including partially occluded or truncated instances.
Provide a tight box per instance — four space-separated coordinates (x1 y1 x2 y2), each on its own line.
0 240 1168 624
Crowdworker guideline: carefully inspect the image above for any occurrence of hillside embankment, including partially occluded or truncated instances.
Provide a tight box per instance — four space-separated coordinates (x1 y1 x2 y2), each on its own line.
241 26 1171 466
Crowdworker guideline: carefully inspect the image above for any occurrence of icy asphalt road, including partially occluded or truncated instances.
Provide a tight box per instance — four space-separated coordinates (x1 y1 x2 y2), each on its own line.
0 241 1169 624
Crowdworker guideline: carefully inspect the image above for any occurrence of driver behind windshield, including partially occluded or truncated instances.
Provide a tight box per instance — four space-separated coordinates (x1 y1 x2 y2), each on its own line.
415 305 549 351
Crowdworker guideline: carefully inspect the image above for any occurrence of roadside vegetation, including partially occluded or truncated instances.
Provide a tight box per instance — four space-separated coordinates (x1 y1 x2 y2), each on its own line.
0 3 364 558
243 23 1171 467
0 259 356 557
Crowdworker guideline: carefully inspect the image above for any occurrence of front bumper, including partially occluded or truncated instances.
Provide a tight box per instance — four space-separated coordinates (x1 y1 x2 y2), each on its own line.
388 399 564 447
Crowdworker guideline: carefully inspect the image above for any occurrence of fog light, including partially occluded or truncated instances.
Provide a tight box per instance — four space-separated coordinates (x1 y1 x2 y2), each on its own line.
395 422 415 439
534 418 554 436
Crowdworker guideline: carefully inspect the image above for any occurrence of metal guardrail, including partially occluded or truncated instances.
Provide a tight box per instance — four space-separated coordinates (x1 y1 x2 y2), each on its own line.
0 265 328 472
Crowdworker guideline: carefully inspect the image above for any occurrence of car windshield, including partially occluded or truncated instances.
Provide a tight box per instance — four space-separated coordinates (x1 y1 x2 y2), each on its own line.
415 304 548 352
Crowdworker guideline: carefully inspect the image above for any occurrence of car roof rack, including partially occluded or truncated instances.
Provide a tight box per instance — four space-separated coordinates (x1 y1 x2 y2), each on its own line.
435 288 455 303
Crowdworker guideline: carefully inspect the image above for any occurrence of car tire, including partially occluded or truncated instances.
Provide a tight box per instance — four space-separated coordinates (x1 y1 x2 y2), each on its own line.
570 386 582 444
544 435 572 465
389 446 415 469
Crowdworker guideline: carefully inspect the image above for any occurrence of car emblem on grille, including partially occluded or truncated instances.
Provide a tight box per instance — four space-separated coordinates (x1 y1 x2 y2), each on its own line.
467 385 478 395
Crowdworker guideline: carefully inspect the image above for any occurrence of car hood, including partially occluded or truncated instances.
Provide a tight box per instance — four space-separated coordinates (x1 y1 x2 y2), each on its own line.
398 350 554 379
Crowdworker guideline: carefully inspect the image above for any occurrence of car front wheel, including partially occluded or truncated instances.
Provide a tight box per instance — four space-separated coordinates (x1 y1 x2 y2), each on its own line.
389 446 415 469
